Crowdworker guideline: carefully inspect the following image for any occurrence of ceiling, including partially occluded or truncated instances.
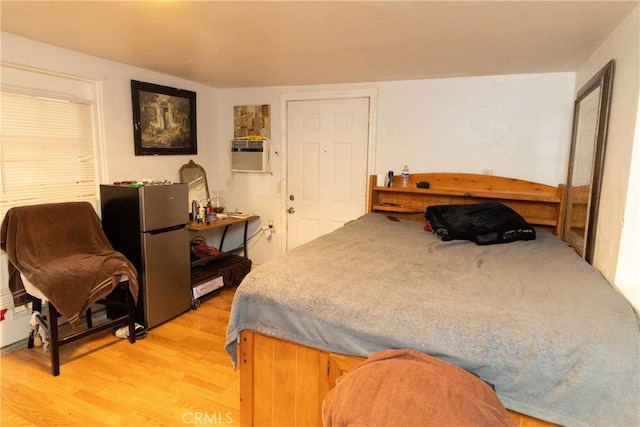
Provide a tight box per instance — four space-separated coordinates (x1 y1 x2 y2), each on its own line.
1 1 637 88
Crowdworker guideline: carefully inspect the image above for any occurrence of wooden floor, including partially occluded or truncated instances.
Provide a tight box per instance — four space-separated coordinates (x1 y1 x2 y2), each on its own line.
1 289 239 427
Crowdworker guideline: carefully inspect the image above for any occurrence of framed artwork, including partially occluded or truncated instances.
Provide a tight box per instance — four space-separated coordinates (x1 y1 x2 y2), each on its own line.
131 80 197 155
234 104 271 139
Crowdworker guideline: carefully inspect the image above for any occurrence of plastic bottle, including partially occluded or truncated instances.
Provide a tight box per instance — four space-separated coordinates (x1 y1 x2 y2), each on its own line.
206 199 214 221
197 205 205 223
401 165 410 187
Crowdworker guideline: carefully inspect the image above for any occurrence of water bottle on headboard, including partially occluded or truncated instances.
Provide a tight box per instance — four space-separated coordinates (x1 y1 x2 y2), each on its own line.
401 165 410 188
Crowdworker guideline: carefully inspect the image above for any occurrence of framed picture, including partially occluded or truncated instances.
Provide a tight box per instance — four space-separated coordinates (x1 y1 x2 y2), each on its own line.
131 80 197 155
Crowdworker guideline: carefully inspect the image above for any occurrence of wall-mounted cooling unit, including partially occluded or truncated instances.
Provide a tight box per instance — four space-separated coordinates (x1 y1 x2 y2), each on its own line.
231 138 269 173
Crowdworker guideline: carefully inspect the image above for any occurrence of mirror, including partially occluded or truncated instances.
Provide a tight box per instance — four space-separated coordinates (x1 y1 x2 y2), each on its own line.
179 160 210 206
562 60 614 263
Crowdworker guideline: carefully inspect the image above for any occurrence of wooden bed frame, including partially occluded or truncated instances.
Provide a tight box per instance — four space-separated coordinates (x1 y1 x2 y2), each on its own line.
237 173 565 426
367 172 565 236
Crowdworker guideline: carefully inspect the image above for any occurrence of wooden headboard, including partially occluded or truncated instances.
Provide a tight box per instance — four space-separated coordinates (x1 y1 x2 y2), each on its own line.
367 173 566 236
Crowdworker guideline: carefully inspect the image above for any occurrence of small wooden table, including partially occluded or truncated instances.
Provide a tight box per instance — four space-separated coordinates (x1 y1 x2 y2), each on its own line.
189 215 259 308
188 215 259 264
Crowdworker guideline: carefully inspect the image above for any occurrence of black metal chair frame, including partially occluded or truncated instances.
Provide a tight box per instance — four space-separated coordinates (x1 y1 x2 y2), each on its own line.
27 280 137 376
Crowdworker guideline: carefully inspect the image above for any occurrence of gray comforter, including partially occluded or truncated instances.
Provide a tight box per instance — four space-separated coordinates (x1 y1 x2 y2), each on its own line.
225 213 639 426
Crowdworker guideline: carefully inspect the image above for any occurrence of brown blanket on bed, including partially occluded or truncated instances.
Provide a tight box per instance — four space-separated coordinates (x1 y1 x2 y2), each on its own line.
0 202 138 325
323 349 515 427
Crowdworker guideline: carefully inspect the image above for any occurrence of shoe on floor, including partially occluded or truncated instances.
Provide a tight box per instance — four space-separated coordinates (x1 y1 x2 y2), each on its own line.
112 323 146 339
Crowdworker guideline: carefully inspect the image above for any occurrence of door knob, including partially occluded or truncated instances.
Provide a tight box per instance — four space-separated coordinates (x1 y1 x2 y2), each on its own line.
287 207 295 214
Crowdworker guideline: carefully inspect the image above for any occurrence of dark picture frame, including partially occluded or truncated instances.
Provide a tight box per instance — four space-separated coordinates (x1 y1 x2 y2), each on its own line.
131 80 197 155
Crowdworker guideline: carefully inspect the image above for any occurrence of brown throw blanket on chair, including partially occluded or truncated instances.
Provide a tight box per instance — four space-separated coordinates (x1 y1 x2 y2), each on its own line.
0 202 138 325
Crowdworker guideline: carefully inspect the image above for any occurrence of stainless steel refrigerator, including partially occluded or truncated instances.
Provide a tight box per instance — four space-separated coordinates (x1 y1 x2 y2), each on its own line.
100 183 191 329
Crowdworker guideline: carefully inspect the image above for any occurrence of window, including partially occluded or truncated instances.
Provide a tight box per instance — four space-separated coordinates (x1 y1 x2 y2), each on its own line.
0 90 98 220
0 66 102 345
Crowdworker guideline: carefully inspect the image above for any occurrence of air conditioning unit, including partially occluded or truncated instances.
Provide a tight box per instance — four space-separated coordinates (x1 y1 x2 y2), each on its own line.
231 139 269 173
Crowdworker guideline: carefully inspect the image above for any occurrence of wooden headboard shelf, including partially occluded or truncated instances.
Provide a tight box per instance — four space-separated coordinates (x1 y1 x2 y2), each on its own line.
367 173 566 236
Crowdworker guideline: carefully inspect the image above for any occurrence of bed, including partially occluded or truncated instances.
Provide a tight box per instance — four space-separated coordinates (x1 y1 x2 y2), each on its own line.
225 173 639 426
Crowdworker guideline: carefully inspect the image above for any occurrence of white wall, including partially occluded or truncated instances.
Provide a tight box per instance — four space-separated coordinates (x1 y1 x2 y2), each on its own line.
376 74 575 185
574 6 639 309
618 108 640 310
218 73 576 264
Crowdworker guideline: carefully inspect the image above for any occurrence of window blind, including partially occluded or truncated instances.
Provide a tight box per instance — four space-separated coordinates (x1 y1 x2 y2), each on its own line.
0 90 98 221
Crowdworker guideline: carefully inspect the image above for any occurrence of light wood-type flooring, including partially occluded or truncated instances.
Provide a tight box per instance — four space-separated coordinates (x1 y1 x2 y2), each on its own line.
1 288 239 426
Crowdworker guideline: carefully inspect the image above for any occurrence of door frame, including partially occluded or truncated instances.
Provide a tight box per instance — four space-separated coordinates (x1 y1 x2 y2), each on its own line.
279 88 378 251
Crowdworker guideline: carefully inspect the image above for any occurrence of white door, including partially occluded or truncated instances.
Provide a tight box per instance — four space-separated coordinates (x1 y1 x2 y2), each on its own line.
286 97 370 250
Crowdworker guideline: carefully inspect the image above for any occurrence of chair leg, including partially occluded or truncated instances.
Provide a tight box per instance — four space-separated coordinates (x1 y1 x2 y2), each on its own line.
125 284 136 344
86 307 93 328
33 284 136 376
47 302 61 377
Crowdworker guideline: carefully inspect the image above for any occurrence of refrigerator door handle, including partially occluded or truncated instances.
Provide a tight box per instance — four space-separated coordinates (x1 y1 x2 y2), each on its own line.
148 224 187 235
